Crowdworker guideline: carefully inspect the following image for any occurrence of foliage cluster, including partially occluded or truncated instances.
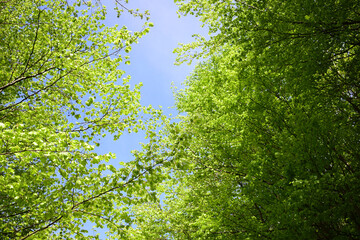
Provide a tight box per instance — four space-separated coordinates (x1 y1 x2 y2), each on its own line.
2 0 360 239
125 0 360 239
0 0 159 239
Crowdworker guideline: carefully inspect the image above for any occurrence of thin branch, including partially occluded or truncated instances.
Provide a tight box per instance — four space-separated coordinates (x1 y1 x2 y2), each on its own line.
21 10 42 77
20 216 63 240
0 67 57 92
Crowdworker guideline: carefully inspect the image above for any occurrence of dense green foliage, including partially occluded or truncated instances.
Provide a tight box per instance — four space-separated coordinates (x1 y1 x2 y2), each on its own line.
2 0 360 239
0 0 158 239
125 0 360 239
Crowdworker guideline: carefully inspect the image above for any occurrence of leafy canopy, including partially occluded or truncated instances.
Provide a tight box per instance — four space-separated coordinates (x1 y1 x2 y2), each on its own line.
124 0 360 239
0 0 159 239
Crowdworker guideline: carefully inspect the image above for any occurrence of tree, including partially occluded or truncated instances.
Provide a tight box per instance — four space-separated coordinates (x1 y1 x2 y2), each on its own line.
125 0 360 239
0 0 158 239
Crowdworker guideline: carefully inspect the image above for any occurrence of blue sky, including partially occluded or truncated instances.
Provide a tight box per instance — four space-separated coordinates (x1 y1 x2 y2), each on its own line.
87 0 205 236
96 0 206 164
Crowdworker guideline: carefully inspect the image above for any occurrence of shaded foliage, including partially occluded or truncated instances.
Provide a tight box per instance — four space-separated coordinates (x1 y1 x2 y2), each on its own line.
125 0 360 239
